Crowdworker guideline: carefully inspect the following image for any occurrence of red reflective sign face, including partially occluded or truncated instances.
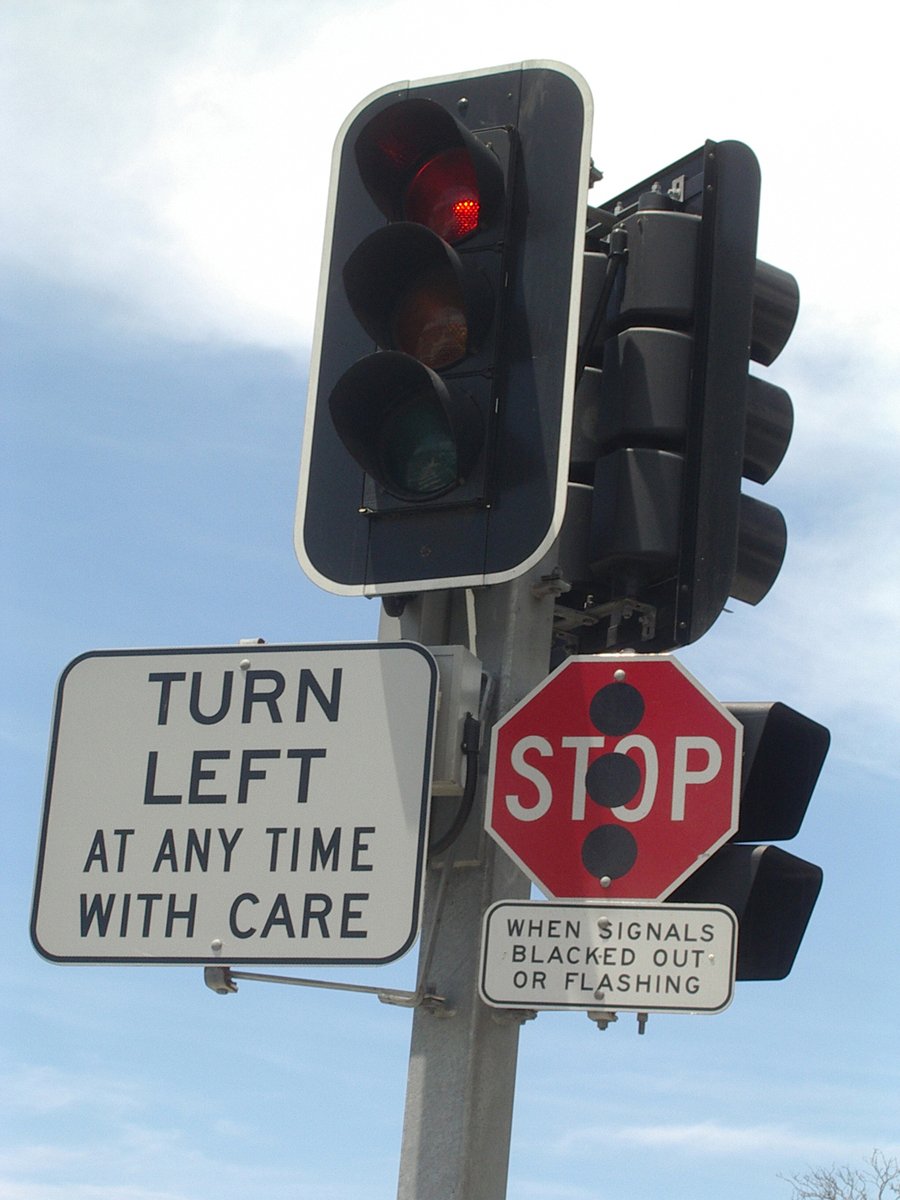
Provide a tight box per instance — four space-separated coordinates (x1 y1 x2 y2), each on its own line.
487 656 742 901
405 147 480 243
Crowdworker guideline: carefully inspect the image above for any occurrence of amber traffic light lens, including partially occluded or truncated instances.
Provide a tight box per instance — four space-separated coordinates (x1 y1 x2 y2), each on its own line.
392 268 468 369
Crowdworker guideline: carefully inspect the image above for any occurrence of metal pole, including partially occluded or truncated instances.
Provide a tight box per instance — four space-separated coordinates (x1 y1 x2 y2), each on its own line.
389 564 558 1200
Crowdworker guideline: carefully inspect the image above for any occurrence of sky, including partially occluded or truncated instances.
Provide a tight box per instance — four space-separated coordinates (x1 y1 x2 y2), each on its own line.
3 2 900 1198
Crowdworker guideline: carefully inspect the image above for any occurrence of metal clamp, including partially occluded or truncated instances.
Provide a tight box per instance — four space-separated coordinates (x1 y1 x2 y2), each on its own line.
587 1009 649 1035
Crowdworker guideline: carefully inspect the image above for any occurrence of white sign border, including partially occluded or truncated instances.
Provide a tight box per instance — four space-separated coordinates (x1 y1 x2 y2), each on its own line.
31 641 437 967
479 898 737 1014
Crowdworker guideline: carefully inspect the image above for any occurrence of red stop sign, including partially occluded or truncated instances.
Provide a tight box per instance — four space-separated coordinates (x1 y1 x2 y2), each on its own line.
486 655 742 900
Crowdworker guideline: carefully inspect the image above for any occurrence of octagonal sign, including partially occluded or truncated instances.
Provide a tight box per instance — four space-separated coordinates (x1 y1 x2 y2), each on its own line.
486 655 743 900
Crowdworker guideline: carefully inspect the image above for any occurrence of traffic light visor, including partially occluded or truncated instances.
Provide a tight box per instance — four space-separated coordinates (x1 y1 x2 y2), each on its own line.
354 98 503 242
343 222 492 370
328 351 484 502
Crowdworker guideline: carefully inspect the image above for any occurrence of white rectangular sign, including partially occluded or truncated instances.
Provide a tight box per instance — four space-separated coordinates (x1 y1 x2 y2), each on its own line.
32 642 437 966
480 899 736 1013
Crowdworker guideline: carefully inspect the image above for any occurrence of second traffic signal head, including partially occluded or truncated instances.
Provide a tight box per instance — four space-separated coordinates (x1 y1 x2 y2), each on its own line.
297 63 593 596
561 141 799 651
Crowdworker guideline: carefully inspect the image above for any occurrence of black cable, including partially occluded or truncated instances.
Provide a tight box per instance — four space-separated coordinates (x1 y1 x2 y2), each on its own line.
574 226 627 388
428 712 481 858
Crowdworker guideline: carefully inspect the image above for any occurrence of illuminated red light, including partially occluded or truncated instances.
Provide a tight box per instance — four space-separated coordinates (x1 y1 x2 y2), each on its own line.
452 197 480 239
405 147 480 243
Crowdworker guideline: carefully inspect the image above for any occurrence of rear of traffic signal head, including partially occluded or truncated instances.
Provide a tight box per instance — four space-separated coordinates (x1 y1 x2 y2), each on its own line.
671 702 829 980
297 63 593 596
563 141 798 651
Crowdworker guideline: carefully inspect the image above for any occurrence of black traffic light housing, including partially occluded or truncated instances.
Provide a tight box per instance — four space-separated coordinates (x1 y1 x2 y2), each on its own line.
670 702 829 980
297 62 593 596
558 140 799 652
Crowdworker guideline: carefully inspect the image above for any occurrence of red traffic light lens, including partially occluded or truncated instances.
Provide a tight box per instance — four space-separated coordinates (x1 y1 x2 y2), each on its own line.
392 268 468 369
405 147 480 243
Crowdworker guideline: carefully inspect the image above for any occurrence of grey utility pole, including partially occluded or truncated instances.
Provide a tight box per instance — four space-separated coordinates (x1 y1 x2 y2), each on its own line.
384 563 558 1200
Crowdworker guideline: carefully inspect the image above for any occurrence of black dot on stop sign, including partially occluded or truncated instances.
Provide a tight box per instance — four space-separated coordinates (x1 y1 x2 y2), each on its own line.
589 681 644 735
585 752 641 808
581 825 638 881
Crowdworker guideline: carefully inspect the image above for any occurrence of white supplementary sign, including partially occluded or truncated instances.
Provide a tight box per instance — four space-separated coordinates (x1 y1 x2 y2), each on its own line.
479 900 736 1013
31 642 437 966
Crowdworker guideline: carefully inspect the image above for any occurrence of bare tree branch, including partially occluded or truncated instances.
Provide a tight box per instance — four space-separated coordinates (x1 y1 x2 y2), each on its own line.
783 1152 900 1200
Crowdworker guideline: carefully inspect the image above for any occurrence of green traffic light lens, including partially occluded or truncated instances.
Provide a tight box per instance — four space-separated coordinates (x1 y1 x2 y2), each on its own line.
328 351 483 504
378 393 458 497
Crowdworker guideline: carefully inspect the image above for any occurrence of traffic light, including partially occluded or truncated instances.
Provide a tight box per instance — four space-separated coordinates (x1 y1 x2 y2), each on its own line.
559 140 799 651
296 62 593 596
670 702 829 980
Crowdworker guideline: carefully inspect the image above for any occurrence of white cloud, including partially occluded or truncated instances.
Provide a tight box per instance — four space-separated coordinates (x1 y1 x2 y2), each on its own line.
554 1119 892 1161
677 464 900 780
0 1063 141 1117
0 1184 186 1200
0 1123 336 1200
3 0 899 358
512 1183 601 1200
